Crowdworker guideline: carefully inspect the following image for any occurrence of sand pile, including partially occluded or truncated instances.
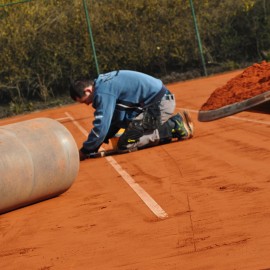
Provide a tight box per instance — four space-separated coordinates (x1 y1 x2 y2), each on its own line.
200 61 270 111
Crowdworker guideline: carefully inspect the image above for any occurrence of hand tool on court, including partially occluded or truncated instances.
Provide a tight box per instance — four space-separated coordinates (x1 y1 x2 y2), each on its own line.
88 147 138 158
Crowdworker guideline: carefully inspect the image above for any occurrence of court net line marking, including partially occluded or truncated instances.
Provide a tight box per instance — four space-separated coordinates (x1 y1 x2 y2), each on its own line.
64 112 168 219
177 108 270 126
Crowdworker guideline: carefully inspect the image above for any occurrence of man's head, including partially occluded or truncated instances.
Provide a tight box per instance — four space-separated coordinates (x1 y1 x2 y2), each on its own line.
70 79 94 105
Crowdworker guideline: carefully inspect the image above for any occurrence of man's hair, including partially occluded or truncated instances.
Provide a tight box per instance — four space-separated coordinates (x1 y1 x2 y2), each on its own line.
70 79 93 101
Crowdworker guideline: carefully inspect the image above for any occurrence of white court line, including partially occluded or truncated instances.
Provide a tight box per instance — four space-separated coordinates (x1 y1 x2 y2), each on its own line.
177 107 270 126
227 115 270 125
59 110 270 126
55 117 70 122
64 112 168 219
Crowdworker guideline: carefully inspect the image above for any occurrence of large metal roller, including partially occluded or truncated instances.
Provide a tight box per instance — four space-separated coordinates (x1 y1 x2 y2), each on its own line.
0 117 79 214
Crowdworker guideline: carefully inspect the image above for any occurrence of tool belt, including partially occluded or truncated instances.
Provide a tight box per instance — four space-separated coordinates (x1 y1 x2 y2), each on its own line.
142 85 173 131
142 102 161 131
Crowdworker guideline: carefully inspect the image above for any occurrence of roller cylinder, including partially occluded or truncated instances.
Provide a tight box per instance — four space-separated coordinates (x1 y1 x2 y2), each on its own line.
0 118 79 214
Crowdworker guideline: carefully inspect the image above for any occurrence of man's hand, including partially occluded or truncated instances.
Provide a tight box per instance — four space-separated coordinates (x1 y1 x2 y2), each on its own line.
79 146 101 161
79 149 88 161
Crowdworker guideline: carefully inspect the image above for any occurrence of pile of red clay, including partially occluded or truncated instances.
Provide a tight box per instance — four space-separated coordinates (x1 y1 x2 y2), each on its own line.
200 61 270 111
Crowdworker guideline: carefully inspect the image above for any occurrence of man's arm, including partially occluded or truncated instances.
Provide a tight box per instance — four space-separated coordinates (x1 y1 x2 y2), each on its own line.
79 93 117 160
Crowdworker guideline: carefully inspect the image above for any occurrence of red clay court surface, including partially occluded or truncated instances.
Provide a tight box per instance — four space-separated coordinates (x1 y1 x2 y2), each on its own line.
0 70 270 270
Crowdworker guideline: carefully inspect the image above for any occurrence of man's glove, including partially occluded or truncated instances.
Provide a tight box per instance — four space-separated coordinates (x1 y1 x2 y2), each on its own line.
79 146 100 161
79 149 88 161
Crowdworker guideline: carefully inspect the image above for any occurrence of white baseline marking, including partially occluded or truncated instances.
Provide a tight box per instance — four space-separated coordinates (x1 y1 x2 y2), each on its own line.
61 109 269 129
228 115 270 125
177 107 270 126
64 112 168 219
55 117 70 122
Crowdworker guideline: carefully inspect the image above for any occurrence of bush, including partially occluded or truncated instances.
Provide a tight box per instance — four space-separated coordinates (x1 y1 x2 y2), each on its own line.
0 0 269 117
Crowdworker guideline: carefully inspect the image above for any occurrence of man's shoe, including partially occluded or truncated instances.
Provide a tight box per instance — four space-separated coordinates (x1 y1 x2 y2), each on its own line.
171 111 194 140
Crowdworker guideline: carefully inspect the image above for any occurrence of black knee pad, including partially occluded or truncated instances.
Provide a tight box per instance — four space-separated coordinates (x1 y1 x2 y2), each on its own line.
117 121 144 150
